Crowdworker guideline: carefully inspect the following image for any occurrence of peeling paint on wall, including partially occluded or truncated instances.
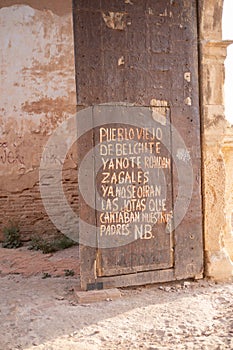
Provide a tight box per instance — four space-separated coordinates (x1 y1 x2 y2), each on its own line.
184 97 192 106
184 72 191 82
0 5 76 134
125 0 133 5
150 99 168 126
118 56 125 66
0 3 77 240
0 0 71 16
102 12 127 31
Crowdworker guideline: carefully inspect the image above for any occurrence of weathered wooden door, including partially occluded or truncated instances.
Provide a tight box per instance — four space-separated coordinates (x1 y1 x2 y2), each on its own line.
73 0 203 290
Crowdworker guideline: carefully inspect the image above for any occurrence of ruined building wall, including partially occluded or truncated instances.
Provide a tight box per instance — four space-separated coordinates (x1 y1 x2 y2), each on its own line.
1 0 233 282
0 1 78 240
199 0 233 280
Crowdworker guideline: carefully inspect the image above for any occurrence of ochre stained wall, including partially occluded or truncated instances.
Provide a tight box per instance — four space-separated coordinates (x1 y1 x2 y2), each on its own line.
199 0 233 280
0 1 78 240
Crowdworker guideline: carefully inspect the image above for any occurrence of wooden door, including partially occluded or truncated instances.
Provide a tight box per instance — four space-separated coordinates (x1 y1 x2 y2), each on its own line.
73 0 203 290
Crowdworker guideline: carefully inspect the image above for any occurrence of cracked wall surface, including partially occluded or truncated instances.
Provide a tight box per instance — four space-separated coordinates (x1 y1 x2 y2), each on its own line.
0 1 78 240
0 0 233 282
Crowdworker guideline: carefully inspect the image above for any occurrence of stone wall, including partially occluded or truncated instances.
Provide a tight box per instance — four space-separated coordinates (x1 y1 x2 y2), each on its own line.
0 1 78 240
199 0 233 280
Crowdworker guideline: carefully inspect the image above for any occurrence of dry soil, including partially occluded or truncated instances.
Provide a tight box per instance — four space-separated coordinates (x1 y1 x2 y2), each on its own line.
0 247 232 350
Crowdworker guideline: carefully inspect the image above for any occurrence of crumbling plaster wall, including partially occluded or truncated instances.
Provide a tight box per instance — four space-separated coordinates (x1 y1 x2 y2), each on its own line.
1 0 233 282
0 1 78 239
199 0 233 280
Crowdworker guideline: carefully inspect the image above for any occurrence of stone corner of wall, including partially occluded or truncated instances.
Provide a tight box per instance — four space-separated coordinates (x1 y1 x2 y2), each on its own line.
204 249 233 281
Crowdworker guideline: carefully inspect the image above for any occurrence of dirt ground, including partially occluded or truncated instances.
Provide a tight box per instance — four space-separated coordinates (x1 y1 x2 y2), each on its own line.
0 247 233 350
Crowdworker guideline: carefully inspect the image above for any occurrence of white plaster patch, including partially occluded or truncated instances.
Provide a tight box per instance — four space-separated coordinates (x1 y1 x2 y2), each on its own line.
184 72 191 82
0 5 76 133
150 99 168 126
125 0 133 4
207 249 233 281
148 8 153 15
118 56 125 66
176 148 191 163
185 97 192 106
102 12 126 31
150 99 168 108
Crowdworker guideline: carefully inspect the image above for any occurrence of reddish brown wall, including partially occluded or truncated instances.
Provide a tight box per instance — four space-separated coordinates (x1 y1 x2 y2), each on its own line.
0 0 71 15
0 0 78 240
